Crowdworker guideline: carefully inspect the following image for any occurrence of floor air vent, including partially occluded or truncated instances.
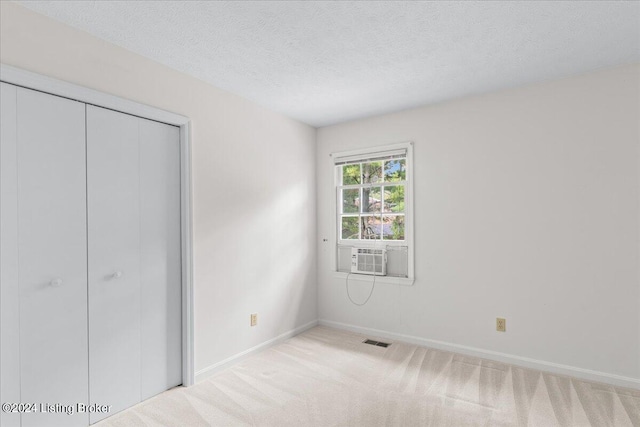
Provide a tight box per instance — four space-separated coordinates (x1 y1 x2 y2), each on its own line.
363 339 391 348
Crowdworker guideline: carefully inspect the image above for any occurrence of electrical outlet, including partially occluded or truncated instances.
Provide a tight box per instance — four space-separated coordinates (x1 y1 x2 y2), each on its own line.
250 313 258 327
496 317 506 332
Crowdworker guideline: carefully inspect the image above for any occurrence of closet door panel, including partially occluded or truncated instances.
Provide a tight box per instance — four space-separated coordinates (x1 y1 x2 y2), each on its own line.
0 83 20 427
87 106 141 424
16 88 89 427
139 119 182 399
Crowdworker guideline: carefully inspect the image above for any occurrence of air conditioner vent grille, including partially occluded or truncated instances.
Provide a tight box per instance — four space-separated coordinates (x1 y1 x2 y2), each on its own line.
351 248 387 276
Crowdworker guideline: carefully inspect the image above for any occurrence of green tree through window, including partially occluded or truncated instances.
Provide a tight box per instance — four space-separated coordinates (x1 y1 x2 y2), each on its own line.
338 157 406 241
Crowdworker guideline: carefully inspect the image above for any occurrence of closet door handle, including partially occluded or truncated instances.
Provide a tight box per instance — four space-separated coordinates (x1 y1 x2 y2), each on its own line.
50 278 63 287
111 271 123 279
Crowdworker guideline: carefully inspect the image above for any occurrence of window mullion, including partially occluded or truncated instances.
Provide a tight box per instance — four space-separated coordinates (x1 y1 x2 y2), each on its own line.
337 151 408 243
358 186 363 239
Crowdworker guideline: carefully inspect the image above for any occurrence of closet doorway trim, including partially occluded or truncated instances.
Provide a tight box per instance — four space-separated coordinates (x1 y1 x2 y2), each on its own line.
0 63 195 387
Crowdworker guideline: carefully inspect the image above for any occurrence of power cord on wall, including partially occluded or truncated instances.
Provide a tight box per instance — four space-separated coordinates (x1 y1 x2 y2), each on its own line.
346 270 376 306
346 226 382 306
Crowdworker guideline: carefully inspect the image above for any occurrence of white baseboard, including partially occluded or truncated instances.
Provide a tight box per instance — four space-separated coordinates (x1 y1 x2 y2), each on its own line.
319 319 640 390
195 320 319 383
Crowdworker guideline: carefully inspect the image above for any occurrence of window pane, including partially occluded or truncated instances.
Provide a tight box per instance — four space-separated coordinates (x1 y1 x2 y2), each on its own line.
341 216 359 239
342 189 359 213
383 215 405 240
384 159 406 182
361 161 382 184
383 185 405 213
342 164 361 185
361 216 382 239
362 186 381 213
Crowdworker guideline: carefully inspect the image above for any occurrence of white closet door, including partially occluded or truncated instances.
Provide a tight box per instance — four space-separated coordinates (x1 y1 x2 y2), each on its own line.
1 83 20 427
16 87 89 427
87 106 141 424
139 118 182 399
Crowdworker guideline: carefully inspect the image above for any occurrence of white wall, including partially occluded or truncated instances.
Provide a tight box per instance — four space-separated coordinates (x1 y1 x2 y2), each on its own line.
0 2 317 376
317 64 640 386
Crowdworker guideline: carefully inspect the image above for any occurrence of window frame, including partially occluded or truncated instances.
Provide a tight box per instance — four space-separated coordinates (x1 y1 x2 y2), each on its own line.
331 142 414 282
337 165 407 242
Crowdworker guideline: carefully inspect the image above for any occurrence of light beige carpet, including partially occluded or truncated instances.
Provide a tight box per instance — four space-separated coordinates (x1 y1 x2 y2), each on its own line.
97 326 639 427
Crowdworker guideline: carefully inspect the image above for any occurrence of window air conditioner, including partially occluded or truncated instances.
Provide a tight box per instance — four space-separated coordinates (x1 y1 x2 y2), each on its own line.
351 248 387 276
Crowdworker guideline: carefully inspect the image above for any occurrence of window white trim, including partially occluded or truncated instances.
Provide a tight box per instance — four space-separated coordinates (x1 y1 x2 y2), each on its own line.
331 142 410 164
0 63 196 386
332 271 415 286
333 148 407 165
330 141 415 283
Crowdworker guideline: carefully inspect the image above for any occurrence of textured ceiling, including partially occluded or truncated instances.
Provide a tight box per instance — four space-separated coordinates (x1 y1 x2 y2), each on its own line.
15 1 640 127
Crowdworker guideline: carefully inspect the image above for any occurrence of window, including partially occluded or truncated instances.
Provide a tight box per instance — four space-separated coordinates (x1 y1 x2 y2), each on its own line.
337 156 406 241
333 143 414 280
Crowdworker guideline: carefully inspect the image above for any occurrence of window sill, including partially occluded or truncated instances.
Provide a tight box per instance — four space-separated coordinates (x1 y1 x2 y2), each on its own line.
332 271 415 286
